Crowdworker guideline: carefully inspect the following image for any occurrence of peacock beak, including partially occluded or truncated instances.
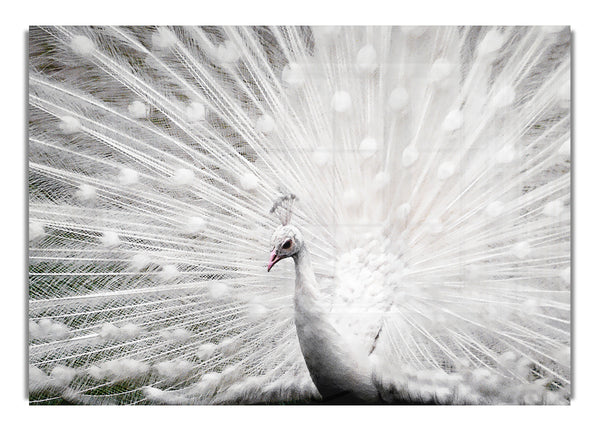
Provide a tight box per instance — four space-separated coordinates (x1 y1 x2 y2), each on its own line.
267 249 283 272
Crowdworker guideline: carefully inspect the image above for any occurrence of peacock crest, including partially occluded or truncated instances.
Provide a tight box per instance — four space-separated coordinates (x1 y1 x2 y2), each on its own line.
270 193 297 226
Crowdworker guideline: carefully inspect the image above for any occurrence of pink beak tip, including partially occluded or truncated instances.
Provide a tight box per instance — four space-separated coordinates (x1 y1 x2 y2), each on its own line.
267 250 280 272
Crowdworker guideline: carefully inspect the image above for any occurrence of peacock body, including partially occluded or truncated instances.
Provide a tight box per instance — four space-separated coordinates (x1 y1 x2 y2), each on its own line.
28 25 571 404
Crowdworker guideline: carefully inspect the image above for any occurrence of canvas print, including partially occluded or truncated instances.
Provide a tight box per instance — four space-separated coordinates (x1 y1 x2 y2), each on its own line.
28 26 571 404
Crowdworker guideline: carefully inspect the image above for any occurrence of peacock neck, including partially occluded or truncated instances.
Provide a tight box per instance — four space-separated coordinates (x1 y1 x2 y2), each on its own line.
291 244 379 402
292 246 320 305
291 245 332 393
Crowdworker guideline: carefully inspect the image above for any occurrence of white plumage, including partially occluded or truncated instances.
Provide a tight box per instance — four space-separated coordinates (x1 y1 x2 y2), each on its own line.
28 25 570 404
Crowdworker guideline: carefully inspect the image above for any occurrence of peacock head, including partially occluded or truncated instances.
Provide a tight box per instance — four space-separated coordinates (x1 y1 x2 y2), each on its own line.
267 224 304 272
267 194 302 272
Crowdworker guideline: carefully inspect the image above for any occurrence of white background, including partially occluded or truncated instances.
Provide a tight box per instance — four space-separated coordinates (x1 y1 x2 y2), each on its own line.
2 2 597 429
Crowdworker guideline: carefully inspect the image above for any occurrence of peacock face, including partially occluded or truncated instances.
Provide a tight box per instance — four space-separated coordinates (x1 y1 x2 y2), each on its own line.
267 225 303 272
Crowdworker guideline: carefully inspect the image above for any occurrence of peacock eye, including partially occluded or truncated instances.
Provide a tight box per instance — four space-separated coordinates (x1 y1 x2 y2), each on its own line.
282 239 292 249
